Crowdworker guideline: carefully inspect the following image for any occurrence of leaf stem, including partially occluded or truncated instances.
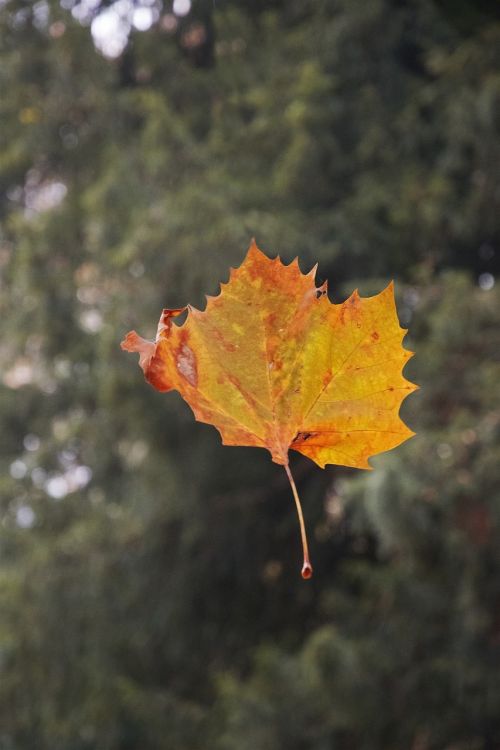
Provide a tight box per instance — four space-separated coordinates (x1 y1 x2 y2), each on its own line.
284 462 313 580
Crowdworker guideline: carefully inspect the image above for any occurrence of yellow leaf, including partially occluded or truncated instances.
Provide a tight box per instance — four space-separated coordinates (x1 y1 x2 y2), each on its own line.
122 240 417 577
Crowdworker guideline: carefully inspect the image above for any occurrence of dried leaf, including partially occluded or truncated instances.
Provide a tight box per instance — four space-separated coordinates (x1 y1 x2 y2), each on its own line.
122 240 417 577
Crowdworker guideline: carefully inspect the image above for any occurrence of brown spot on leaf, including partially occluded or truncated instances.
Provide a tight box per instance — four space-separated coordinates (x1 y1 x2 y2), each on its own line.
176 342 197 386
211 325 238 353
293 431 315 443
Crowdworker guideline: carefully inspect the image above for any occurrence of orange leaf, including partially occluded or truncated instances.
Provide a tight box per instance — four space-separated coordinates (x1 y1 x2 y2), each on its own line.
122 240 417 578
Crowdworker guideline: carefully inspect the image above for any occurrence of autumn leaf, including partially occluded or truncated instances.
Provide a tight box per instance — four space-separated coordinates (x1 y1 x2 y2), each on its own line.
122 240 417 578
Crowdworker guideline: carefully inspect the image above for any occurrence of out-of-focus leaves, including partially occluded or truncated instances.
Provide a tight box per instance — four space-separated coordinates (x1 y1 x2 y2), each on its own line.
0 0 499 747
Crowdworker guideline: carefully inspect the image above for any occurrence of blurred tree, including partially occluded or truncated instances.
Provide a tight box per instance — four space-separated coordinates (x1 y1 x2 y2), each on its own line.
0 0 499 747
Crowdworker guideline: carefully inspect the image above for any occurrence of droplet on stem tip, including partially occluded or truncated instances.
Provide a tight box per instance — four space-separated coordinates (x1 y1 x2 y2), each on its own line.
301 561 313 580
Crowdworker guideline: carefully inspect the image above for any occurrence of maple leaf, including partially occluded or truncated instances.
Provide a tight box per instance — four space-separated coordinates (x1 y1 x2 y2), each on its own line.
122 240 417 578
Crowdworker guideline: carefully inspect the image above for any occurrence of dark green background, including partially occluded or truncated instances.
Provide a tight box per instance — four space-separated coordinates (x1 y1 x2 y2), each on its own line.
1 1 500 747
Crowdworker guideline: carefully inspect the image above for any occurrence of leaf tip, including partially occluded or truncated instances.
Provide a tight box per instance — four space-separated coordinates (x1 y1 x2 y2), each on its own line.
120 330 138 352
120 330 155 373
247 237 265 260
308 262 319 280
187 303 202 318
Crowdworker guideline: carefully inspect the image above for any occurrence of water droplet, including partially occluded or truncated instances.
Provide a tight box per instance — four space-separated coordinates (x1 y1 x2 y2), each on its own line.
301 562 313 580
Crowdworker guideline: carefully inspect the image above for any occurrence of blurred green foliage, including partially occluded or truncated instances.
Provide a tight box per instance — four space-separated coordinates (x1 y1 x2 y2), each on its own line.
0 0 499 748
